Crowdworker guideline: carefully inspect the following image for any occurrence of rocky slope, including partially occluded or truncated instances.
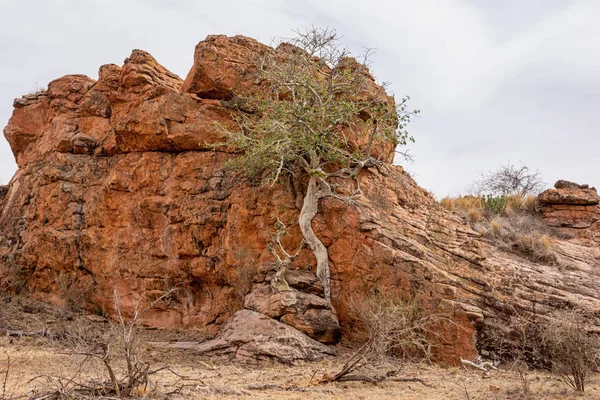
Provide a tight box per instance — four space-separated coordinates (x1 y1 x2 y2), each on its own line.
1 35 599 364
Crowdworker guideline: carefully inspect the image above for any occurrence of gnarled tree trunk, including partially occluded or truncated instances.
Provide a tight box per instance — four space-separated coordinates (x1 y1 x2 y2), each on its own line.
299 175 331 303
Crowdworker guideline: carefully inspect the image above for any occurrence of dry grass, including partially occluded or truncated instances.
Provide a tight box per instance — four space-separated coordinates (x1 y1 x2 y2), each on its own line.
440 195 538 217
440 195 481 213
440 194 564 264
2 296 600 399
483 214 558 263
506 195 539 214
3 337 600 399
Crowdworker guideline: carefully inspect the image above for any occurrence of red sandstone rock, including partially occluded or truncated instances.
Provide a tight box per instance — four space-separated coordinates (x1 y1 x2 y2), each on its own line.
538 183 600 230
2 36 600 365
538 188 599 206
182 35 270 100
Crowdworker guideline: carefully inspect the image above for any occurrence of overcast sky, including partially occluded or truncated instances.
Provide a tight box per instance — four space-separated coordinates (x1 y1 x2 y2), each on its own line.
1 0 598 197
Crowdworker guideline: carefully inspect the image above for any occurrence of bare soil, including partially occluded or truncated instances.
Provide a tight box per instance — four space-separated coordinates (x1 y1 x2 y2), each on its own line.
1 296 598 399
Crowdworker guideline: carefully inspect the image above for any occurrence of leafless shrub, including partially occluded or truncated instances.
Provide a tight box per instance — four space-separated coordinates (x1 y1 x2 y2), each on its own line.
56 272 94 313
538 310 599 392
350 293 444 362
34 288 178 398
487 309 599 393
0 256 28 295
316 293 443 387
476 163 545 197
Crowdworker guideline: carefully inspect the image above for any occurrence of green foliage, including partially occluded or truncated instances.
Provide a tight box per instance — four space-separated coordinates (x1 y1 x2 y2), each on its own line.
481 194 507 215
218 27 418 185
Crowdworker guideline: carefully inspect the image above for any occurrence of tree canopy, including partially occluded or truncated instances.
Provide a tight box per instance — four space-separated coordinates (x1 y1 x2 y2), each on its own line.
222 27 417 185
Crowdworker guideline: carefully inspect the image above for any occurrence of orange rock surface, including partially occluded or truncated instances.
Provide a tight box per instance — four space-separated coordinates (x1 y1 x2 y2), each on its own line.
539 181 600 232
2 36 600 364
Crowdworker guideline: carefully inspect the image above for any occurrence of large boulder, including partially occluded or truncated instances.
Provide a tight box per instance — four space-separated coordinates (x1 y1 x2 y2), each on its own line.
538 180 600 229
150 310 336 365
2 35 600 365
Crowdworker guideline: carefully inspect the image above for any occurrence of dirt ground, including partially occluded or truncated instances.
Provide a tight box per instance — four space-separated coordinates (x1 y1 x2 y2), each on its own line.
1 297 598 399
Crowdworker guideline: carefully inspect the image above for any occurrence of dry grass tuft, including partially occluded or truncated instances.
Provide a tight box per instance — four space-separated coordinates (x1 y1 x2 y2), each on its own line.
440 195 481 214
483 214 558 263
505 195 538 214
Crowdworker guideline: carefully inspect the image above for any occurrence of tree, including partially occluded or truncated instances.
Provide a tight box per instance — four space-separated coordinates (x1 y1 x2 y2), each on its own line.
476 162 545 197
219 28 418 303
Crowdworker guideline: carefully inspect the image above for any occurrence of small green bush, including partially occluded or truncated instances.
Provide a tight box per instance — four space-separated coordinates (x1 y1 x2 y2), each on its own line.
481 195 507 215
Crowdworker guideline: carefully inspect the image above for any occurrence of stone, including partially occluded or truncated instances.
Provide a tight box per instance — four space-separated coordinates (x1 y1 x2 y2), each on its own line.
538 187 599 206
281 309 341 344
150 310 336 365
242 282 340 343
182 35 270 100
538 182 600 231
242 264 340 343
554 180 590 190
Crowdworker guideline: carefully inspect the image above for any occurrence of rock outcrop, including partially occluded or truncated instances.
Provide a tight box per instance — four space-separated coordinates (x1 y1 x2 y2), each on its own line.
2 35 600 365
539 180 600 232
243 264 341 344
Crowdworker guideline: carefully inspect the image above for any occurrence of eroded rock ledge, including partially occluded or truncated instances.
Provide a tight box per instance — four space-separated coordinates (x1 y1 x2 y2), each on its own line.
539 180 600 231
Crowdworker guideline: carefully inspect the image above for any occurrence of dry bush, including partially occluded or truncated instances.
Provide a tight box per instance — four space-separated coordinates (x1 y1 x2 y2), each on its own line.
34 289 177 398
350 293 443 362
56 272 94 313
319 294 442 387
0 256 28 295
486 309 599 393
476 163 545 197
539 310 599 392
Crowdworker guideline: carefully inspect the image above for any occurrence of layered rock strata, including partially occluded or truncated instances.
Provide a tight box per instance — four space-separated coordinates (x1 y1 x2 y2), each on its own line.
539 180 600 234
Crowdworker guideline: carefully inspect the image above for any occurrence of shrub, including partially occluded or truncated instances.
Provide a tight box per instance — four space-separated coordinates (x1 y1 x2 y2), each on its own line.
539 310 599 392
489 309 599 393
476 163 545 197
351 293 442 361
481 195 507 215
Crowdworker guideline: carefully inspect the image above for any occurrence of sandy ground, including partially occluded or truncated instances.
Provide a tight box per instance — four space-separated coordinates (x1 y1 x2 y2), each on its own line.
1 297 598 399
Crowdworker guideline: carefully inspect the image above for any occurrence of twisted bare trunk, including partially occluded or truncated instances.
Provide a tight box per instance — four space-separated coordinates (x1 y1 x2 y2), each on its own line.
299 175 331 303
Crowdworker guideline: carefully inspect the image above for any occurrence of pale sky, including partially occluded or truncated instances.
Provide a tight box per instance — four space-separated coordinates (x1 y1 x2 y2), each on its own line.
1 0 598 197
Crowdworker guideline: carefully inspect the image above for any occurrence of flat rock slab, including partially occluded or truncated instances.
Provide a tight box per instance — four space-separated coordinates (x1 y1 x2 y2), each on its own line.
149 310 336 365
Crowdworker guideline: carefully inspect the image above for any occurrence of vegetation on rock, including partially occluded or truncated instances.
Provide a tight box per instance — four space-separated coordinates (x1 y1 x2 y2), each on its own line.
218 28 418 302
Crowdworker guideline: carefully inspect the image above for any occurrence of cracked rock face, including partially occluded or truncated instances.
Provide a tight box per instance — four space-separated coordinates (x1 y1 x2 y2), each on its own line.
2 35 600 364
